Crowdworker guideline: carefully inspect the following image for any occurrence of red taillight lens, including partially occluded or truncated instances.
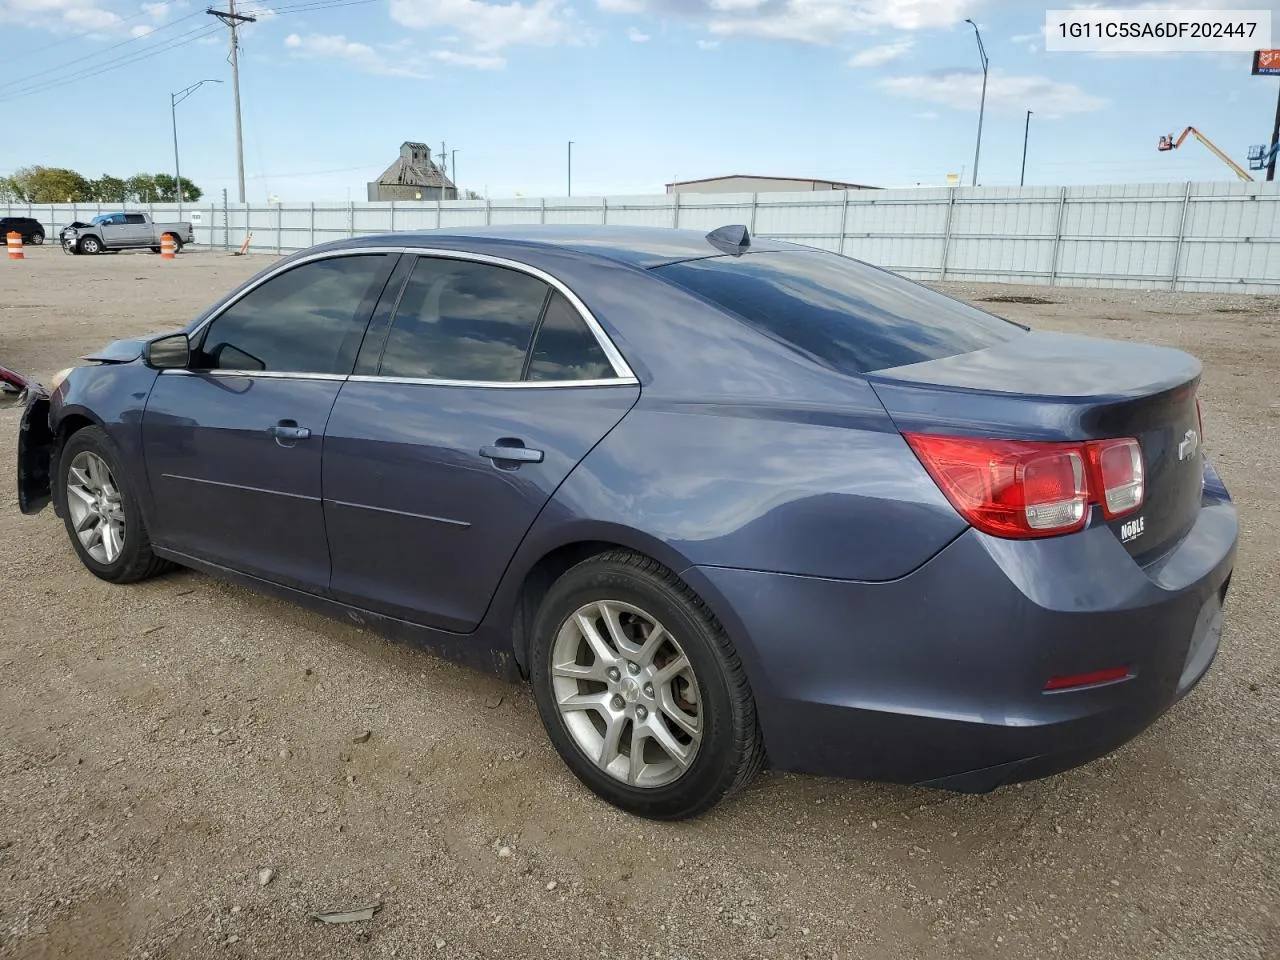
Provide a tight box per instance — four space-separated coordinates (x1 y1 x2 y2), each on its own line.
905 433 1144 540
1089 438 1144 518
903 435 1088 538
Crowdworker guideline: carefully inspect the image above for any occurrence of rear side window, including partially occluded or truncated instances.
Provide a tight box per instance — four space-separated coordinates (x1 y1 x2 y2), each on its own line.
379 257 550 382
124 214 147 224
654 250 1023 374
527 292 615 381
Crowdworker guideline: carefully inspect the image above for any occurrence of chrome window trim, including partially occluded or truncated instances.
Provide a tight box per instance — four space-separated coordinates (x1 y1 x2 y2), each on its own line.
159 369 347 381
346 375 638 389
185 244 637 384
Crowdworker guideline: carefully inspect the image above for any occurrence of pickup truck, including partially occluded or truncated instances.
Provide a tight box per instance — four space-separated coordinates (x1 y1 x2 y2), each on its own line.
60 212 194 255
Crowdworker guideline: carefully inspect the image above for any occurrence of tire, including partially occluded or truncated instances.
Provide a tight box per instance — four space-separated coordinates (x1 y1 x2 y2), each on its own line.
530 550 765 820
57 426 172 584
78 236 101 255
150 247 162 254
30 232 43 245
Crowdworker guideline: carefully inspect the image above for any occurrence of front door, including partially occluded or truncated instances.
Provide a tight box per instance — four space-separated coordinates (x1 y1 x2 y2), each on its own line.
323 253 639 632
142 252 398 590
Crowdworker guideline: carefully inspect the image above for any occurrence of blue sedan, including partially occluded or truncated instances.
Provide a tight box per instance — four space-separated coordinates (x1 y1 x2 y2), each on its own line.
16 225 1237 819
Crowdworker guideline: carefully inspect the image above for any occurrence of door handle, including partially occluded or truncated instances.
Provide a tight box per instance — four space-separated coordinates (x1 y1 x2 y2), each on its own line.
480 441 544 464
268 421 312 441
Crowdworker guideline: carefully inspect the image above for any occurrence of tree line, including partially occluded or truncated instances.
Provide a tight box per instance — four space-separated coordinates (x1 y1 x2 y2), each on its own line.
0 166 203 204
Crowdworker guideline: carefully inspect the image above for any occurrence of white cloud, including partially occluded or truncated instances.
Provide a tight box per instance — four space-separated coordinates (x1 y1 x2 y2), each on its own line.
848 37 912 67
389 0 586 50
0 0 122 33
429 47 506 68
627 25 650 41
912 109 939 119
284 32 430 78
595 0 979 44
130 23 153 36
696 38 720 48
878 69 1108 118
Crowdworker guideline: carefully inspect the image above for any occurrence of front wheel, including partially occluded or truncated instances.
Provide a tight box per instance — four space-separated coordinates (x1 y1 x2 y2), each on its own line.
30 232 43 245
530 550 765 820
78 236 101 255
58 426 172 583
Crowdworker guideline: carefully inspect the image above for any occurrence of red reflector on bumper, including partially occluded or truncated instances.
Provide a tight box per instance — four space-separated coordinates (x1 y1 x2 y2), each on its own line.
1043 666 1131 692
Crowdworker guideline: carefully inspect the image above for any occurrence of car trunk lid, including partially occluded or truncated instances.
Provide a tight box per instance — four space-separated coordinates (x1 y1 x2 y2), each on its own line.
868 330 1205 563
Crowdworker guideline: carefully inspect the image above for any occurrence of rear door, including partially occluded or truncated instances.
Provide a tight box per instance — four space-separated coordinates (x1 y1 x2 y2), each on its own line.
123 213 150 245
143 251 398 590
322 252 639 632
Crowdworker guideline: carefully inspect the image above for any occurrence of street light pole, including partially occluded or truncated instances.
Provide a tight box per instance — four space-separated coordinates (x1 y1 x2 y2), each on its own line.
1021 109 1033 186
965 18 989 187
568 140 574 197
171 79 223 214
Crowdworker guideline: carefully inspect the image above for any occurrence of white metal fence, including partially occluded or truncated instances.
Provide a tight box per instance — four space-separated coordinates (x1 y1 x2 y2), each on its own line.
7 180 1280 293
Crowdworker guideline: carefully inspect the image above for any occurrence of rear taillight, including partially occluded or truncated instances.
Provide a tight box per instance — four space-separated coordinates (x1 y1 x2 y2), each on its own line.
904 433 1144 540
1089 438 1144 518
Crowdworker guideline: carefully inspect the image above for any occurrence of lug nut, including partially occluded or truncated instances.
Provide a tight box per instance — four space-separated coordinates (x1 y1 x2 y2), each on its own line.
627 662 640 675
607 667 621 682
643 683 654 698
635 705 648 720
611 695 625 710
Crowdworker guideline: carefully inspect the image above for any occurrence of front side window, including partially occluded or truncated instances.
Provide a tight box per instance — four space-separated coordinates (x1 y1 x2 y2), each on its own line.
196 254 390 375
379 257 550 382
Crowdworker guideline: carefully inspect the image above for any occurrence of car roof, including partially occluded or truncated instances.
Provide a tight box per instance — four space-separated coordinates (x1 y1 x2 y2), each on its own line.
334 224 794 269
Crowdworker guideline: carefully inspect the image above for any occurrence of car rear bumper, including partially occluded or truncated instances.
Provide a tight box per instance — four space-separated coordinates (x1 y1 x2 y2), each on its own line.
685 462 1237 792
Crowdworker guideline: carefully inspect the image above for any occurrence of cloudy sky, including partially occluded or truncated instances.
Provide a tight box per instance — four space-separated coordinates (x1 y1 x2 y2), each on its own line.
3 0 1279 199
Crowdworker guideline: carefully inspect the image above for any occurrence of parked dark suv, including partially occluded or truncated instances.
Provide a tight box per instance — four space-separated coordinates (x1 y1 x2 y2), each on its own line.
0 217 46 245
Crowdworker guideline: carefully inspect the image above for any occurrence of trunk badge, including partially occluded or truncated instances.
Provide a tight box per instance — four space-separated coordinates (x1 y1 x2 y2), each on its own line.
1178 428 1199 462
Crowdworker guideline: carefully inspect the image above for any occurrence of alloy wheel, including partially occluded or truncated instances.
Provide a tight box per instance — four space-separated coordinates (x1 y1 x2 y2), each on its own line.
65 451 126 565
550 600 703 789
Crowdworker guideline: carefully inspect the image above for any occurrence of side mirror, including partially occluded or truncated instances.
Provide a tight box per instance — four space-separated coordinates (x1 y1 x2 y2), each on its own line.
145 333 191 370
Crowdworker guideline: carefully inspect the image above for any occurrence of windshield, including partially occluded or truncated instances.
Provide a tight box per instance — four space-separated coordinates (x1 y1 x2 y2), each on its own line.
90 215 111 225
653 249 1025 375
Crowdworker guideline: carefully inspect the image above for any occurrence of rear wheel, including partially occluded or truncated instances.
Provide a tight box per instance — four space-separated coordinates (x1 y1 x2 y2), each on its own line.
78 236 101 255
58 426 172 583
530 550 764 820
30 232 43 245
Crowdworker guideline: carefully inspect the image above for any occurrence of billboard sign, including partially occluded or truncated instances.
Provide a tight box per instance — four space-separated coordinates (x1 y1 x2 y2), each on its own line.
1252 49 1280 73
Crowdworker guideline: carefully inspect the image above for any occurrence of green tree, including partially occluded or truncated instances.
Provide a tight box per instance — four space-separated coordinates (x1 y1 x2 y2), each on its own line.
10 165 93 202
0 176 25 202
126 174 158 203
464 189 483 200
90 175 129 203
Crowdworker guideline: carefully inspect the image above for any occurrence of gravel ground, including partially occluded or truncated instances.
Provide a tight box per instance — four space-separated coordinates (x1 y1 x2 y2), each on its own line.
1 246 1277 960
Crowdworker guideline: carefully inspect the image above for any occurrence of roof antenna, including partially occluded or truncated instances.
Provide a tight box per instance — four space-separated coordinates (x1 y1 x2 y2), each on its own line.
705 224 751 256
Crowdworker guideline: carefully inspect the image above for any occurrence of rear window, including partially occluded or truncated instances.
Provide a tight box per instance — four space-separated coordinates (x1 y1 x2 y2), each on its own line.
653 249 1023 374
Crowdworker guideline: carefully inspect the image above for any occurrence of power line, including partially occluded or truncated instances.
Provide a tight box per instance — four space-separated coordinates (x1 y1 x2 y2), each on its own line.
8 0 188 64
0 12 207 94
0 25 223 105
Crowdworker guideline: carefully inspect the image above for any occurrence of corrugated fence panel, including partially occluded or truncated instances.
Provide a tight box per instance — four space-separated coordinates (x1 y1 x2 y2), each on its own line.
7 181 1278 291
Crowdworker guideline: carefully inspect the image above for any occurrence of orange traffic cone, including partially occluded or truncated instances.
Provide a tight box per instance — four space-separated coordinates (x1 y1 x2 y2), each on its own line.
6 231 23 260
160 233 176 260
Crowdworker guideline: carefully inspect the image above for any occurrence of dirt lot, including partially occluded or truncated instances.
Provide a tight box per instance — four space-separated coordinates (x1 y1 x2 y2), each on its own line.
1 245 1277 960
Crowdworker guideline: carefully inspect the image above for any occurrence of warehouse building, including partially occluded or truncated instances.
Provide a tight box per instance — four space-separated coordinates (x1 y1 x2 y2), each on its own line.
666 174 877 195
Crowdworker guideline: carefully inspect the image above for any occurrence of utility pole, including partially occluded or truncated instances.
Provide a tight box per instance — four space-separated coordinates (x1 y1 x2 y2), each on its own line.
568 140 574 197
1269 84 1280 181
1020 110 1033 186
451 148 459 197
207 0 256 203
965 19 989 187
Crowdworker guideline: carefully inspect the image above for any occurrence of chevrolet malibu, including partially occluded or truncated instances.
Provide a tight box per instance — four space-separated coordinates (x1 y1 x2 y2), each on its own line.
16 225 1237 820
